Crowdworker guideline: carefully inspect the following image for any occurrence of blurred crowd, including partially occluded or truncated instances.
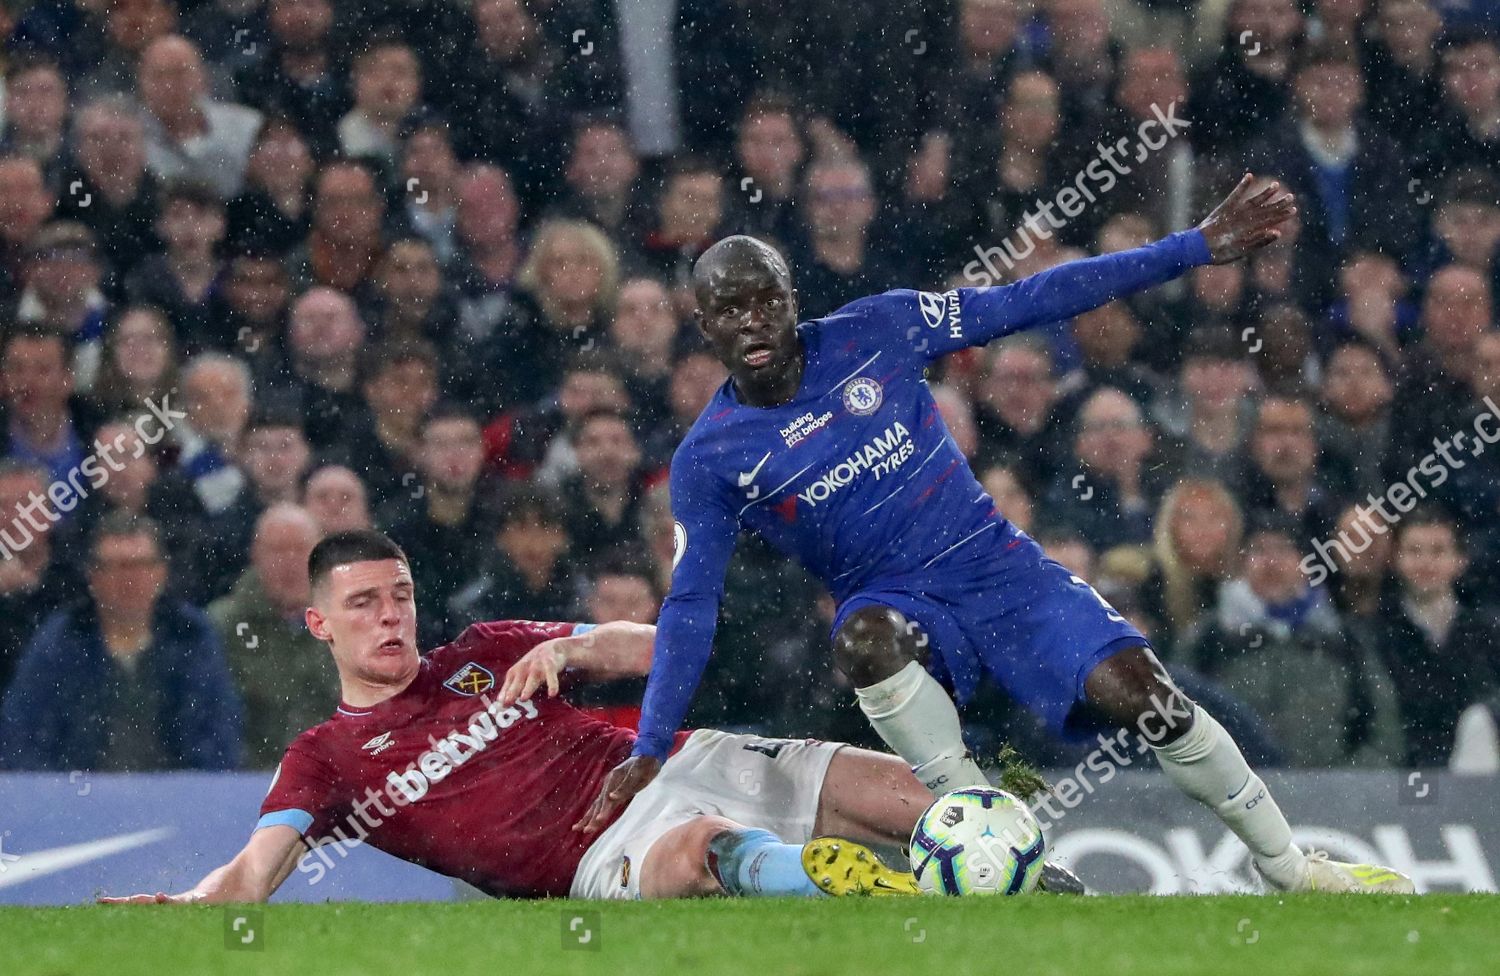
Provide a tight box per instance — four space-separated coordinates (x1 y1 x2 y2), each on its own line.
0 0 1496 775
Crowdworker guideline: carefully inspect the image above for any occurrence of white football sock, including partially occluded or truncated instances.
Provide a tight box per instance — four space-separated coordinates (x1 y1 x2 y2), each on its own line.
1151 704 1308 891
855 661 989 794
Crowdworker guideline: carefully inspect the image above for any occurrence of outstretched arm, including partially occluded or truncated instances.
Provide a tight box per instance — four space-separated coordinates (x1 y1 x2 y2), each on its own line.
98 825 304 905
905 173 1296 358
496 621 657 705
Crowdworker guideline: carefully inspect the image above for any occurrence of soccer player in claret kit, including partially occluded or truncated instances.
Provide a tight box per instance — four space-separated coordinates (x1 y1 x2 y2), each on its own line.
579 175 1414 894
101 531 1064 904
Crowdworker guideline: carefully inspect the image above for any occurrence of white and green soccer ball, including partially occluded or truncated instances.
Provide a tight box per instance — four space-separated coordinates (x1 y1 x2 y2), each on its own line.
910 787 1047 896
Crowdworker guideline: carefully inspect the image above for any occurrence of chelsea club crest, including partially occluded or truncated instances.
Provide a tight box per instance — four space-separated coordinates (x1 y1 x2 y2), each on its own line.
843 377 883 416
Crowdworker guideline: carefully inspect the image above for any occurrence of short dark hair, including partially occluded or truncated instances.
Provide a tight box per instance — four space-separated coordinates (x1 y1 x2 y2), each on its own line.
159 178 225 213
482 483 566 532
1394 505 1462 548
360 337 439 385
89 512 163 565
308 530 409 593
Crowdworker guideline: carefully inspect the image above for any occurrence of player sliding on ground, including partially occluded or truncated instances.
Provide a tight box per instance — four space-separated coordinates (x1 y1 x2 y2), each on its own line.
580 174 1414 894
99 531 1063 904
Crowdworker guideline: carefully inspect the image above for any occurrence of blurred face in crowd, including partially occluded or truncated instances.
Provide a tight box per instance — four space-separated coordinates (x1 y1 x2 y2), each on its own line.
290 288 365 365
378 240 442 313
138 36 208 119
1420 267 1491 359
251 506 322 615
0 158 52 247
1046 0 1110 59
1435 198 1500 271
182 360 250 445
1096 213 1155 254
587 572 658 625
106 0 176 54
566 124 638 199
1041 536 1094 579
1230 0 1303 61
403 128 459 203
931 385 978 459
1073 302 1140 367
95 421 157 511
1294 59 1364 130
670 352 727 422
225 256 290 324
1075 390 1153 477
982 344 1055 431
1182 352 1254 414
242 424 312 500
313 164 384 247
498 511 567 578
303 466 372 534
1471 332 1500 398
419 416 484 493
7 64 68 142
473 0 536 60
980 465 1033 533
456 165 520 249
353 44 421 121
1244 529 1308 604
27 242 102 306
74 102 147 181
1442 40 1500 116
1116 47 1187 121
110 309 175 389
1251 398 1318 485
1169 483 1239 574
90 530 168 621
1322 343 1393 424
535 230 608 312
558 369 629 421
3 336 73 418
1375 0 1440 65
306 556 419 688
268 0 333 50
737 110 804 187
659 169 724 242
1191 262 1245 311
0 468 51 568
611 278 678 360
1395 521 1467 599
805 162 874 242
364 355 438 424
156 197 226 254
575 414 641 491
1331 503 1392 579
1000 72 1060 148
959 0 1024 59
247 120 314 197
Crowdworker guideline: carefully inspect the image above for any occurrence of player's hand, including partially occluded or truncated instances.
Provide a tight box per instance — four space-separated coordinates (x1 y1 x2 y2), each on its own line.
497 638 568 706
572 755 661 833
97 891 202 905
1197 173 1297 264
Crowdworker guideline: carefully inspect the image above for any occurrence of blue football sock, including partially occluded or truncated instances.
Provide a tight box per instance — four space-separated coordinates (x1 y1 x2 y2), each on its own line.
706 828 825 897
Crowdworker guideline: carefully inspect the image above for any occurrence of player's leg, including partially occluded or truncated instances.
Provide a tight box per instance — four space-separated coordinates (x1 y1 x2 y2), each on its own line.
1084 645 1413 893
833 605 989 794
810 745 929 843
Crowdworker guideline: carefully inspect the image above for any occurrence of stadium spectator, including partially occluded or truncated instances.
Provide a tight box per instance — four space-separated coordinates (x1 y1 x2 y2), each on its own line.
1177 514 1404 767
123 178 227 345
1239 394 1347 545
607 276 681 430
1369 508 1500 766
301 464 372 536
56 96 160 279
1145 478 1245 656
0 156 55 303
207 503 336 768
231 0 346 161
136 35 262 198
0 326 101 490
0 462 81 697
1428 31 1500 183
639 157 726 286
345 339 441 508
224 115 315 260
448 485 578 635
92 306 179 417
973 336 1069 485
212 251 292 371
559 409 647 558
550 114 648 247
1324 501 1398 627
1188 0 1300 155
396 119 462 267
564 552 661 728
1390 265 1493 463
0 513 242 771
793 155 894 317
510 220 619 402
337 38 422 166
1044 387 1170 548
274 286 370 450
1071 301 1159 407
2 55 70 186
175 354 251 517
370 237 458 345
978 463 1036 535
1316 338 1396 499
727 94 806 243
288 159 387 300
642 350 726 468
16 221 111 391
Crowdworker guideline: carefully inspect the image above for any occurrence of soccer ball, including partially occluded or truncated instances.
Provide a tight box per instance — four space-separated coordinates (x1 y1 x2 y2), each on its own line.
910 786 1047 896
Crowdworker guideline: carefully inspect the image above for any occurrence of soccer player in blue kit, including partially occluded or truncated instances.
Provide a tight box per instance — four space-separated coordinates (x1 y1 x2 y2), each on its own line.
579 175 1412 893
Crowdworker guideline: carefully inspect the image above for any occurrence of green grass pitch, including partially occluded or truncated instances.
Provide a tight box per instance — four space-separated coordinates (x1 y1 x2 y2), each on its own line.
6 895 1498 976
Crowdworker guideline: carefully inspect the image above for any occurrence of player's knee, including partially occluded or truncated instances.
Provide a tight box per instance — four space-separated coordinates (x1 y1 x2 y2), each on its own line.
641 815 744 898
832 606 921 687
1083 644 1196 744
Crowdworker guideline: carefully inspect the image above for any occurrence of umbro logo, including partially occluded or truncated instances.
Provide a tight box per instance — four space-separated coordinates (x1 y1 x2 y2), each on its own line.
362 732 395 755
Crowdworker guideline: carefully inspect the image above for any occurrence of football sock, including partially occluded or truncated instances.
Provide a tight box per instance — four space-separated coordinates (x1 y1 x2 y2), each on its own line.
706 828 823 897
855 661 989 794
1151 704 1308 891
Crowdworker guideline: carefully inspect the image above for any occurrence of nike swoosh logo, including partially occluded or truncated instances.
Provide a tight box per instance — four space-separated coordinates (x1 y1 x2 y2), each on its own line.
0 827 175 890
871 877 908 892
1227 774 1251 801
738 452 772 487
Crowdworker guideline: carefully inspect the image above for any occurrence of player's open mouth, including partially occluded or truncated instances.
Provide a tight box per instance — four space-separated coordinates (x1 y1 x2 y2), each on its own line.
377 637 405 653
744 345 774 368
